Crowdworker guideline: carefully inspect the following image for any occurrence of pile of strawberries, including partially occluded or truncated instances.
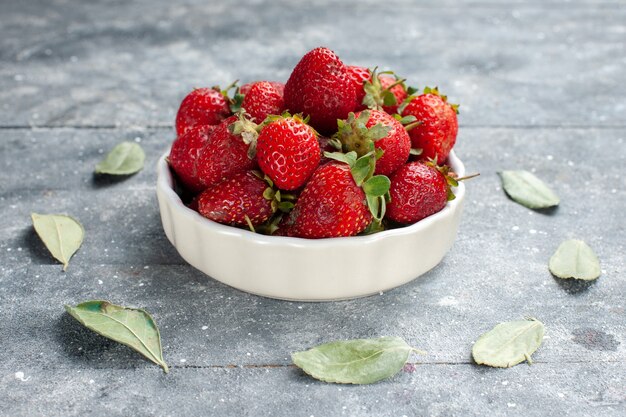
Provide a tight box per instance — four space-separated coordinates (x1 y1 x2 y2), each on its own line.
168 47 460 239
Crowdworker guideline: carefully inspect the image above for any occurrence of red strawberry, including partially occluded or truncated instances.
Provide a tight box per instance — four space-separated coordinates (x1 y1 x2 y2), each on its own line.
197 171 272 227
168 125 215 193
346 65 371 111
280 163 371 238
195 115 256 187
240 81 285 96
400 87 459 162
279 152 391 238
283 47 356 134
335 110 410 176
255 114 320 190
378 76 407 114
241 81 284 123
175 87 231 136
386 161 457 224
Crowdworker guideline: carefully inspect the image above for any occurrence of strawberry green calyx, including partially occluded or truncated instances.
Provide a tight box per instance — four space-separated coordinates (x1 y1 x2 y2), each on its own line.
229 88 245 113
397 97 412 115
252 171 294 236
256 213 284 235
362 175 391 222
217 79 239 96
406 85 420 96
242 172 294 235
425 158 479 201
422 86 460 114
229 111 262 159
362 68 406 111
263 187 296 213
335 111 391 158
252 171 296 214
396 84 420 114
393 113 421 132
360 219 386 235
398 85 459 118
211 80 243 113
422 86 447 99
263 111 314 129
324 151 391 222
425 158 457 201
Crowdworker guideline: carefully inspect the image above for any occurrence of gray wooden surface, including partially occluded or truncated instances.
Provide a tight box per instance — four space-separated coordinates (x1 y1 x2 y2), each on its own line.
1 1 624 416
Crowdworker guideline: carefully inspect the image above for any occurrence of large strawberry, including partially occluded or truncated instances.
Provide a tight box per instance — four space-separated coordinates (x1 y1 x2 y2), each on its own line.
386 161 458 224
283 47 356 134
241 81 284 123
195 115 256 188
255 114 320 190
335 110 410 176
279 151 390 238
400 87 459 162
175 87 231 136
168 125 215 193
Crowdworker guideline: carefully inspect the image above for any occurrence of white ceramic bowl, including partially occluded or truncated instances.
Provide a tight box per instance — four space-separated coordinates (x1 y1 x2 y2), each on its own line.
156 151 466 301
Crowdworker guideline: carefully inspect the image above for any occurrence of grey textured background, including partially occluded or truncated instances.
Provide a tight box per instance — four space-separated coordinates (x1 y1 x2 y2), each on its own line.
0 0 624 416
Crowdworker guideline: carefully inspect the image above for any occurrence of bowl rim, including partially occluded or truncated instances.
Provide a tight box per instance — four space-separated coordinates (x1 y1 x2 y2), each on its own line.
157 150 466 247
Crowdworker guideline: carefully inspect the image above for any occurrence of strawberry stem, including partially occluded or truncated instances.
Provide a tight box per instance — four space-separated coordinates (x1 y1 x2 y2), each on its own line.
383 78 406 92
244 215 255 233
455 172 480 181
404 120 422 131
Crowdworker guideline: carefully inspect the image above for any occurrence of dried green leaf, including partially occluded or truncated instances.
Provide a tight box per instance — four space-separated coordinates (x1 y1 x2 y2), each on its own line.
292 337 423 384
65 300 169 373
472 318 544 368
498 170 559 209
31 213 84 271
95 142 145 175
549 239 601 281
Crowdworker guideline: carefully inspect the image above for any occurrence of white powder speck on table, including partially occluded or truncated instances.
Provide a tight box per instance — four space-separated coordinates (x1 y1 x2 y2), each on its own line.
15 372 30 381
